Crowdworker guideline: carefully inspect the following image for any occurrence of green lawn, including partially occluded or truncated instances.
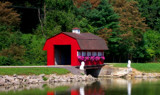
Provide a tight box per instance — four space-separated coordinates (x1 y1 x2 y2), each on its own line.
112 63 160 73
0 68 70 75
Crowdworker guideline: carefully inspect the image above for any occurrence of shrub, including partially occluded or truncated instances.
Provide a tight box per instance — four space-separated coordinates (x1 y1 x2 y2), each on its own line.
0 56 18 66
42 76 48 81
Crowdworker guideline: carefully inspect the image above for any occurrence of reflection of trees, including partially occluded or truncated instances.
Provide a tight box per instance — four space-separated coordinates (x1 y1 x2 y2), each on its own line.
85 81 105 95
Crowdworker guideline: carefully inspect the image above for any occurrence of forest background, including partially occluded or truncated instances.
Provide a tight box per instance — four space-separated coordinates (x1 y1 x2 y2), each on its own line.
0 0 160 65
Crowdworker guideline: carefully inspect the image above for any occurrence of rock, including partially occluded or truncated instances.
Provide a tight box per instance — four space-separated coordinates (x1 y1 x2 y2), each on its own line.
39 74 45 78
0 75 3 78
142 73 145 75
135 75 143 78
5 75 15 82
0 73 99 86
17 76 24 80
0 78 5 86
28 79 38 84
30 76 38 79
143 75 148 79
149 75 156 78
13 74 17 77
125 74 132 79
12 79 20 85
38 78 44 83
27 76 31 79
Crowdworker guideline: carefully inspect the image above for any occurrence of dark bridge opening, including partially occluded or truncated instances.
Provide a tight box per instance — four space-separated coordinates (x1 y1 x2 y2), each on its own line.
54 45 71 65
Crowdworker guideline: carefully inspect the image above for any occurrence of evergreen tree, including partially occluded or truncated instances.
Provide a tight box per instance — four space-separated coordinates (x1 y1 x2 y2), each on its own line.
136 0 160 32
76 0 119 33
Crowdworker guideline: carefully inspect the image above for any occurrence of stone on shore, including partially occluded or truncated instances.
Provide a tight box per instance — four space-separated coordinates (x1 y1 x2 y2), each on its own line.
0 74 96 86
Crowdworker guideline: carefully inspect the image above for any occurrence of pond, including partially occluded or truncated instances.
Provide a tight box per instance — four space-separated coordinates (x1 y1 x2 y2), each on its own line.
0 78 160 95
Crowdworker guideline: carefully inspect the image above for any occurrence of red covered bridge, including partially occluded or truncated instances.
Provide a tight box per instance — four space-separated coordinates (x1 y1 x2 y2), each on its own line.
43 28 108 68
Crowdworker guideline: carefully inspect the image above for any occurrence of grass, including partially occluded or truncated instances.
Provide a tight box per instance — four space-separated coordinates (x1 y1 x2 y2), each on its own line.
0 67 70 75
112 63 160 73
42 76 48 81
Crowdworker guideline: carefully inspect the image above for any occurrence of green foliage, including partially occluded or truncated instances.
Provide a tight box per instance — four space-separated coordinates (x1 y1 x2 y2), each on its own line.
136 0 160 32
42 76 48 81
0 56 15 66
21 34 47 65
35 0 80 38
45 10 79 37
76 0 119 33
107 0 148 62
46 0 74 11
0 44 25 63
0 31 46 65
143 30 160 61
0 31 12 50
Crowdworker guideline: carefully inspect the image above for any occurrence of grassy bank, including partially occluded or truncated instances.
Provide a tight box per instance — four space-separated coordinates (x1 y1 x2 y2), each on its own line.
0 68 70 75
112 63 160 73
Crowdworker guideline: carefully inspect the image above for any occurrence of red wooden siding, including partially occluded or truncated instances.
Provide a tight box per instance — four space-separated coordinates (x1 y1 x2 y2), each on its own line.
43 33 81 66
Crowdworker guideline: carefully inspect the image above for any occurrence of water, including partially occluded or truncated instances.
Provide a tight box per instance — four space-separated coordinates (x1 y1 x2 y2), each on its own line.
0 78 160 95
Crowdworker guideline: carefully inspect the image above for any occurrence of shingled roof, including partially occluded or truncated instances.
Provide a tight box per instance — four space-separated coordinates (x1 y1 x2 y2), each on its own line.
63 32 108 50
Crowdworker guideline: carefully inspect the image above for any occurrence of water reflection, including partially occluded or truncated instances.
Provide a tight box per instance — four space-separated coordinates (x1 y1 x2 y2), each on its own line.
0 78 160 95
127 80 131 95
47 81 105 95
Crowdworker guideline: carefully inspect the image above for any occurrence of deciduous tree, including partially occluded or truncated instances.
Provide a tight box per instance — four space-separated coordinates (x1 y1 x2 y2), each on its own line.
110 0 148 60
0 1 20 27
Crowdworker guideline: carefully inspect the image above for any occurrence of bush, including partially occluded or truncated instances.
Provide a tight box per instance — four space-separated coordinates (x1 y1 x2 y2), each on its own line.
21 34 47 65
0 32 47 66
42 76 48 81
0 56 18 66
0 31 12 50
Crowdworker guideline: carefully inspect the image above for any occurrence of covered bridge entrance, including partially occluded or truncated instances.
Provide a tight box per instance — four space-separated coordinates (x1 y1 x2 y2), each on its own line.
54 45 71 65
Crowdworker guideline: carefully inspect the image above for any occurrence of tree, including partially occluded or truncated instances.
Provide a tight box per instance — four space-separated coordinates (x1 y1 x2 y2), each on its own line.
75 0 121 62
35 0 80 38
76 0 119 34
0 44 25 61
0 1 20 31
136 0 160 33
143 30 160 62
73 0 100 8
110 0 148 60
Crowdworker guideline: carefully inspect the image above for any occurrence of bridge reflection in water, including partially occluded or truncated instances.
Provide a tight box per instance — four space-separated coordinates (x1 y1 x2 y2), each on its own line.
47 81 105 95
46 79 133 95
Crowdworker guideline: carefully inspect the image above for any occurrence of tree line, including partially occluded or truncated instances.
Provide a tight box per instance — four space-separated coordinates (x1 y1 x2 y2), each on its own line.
0 0 160 65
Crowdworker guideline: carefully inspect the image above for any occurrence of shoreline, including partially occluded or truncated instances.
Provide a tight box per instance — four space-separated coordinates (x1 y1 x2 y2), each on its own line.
99 65 160 79
1 65 160 86
0 74 97 86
